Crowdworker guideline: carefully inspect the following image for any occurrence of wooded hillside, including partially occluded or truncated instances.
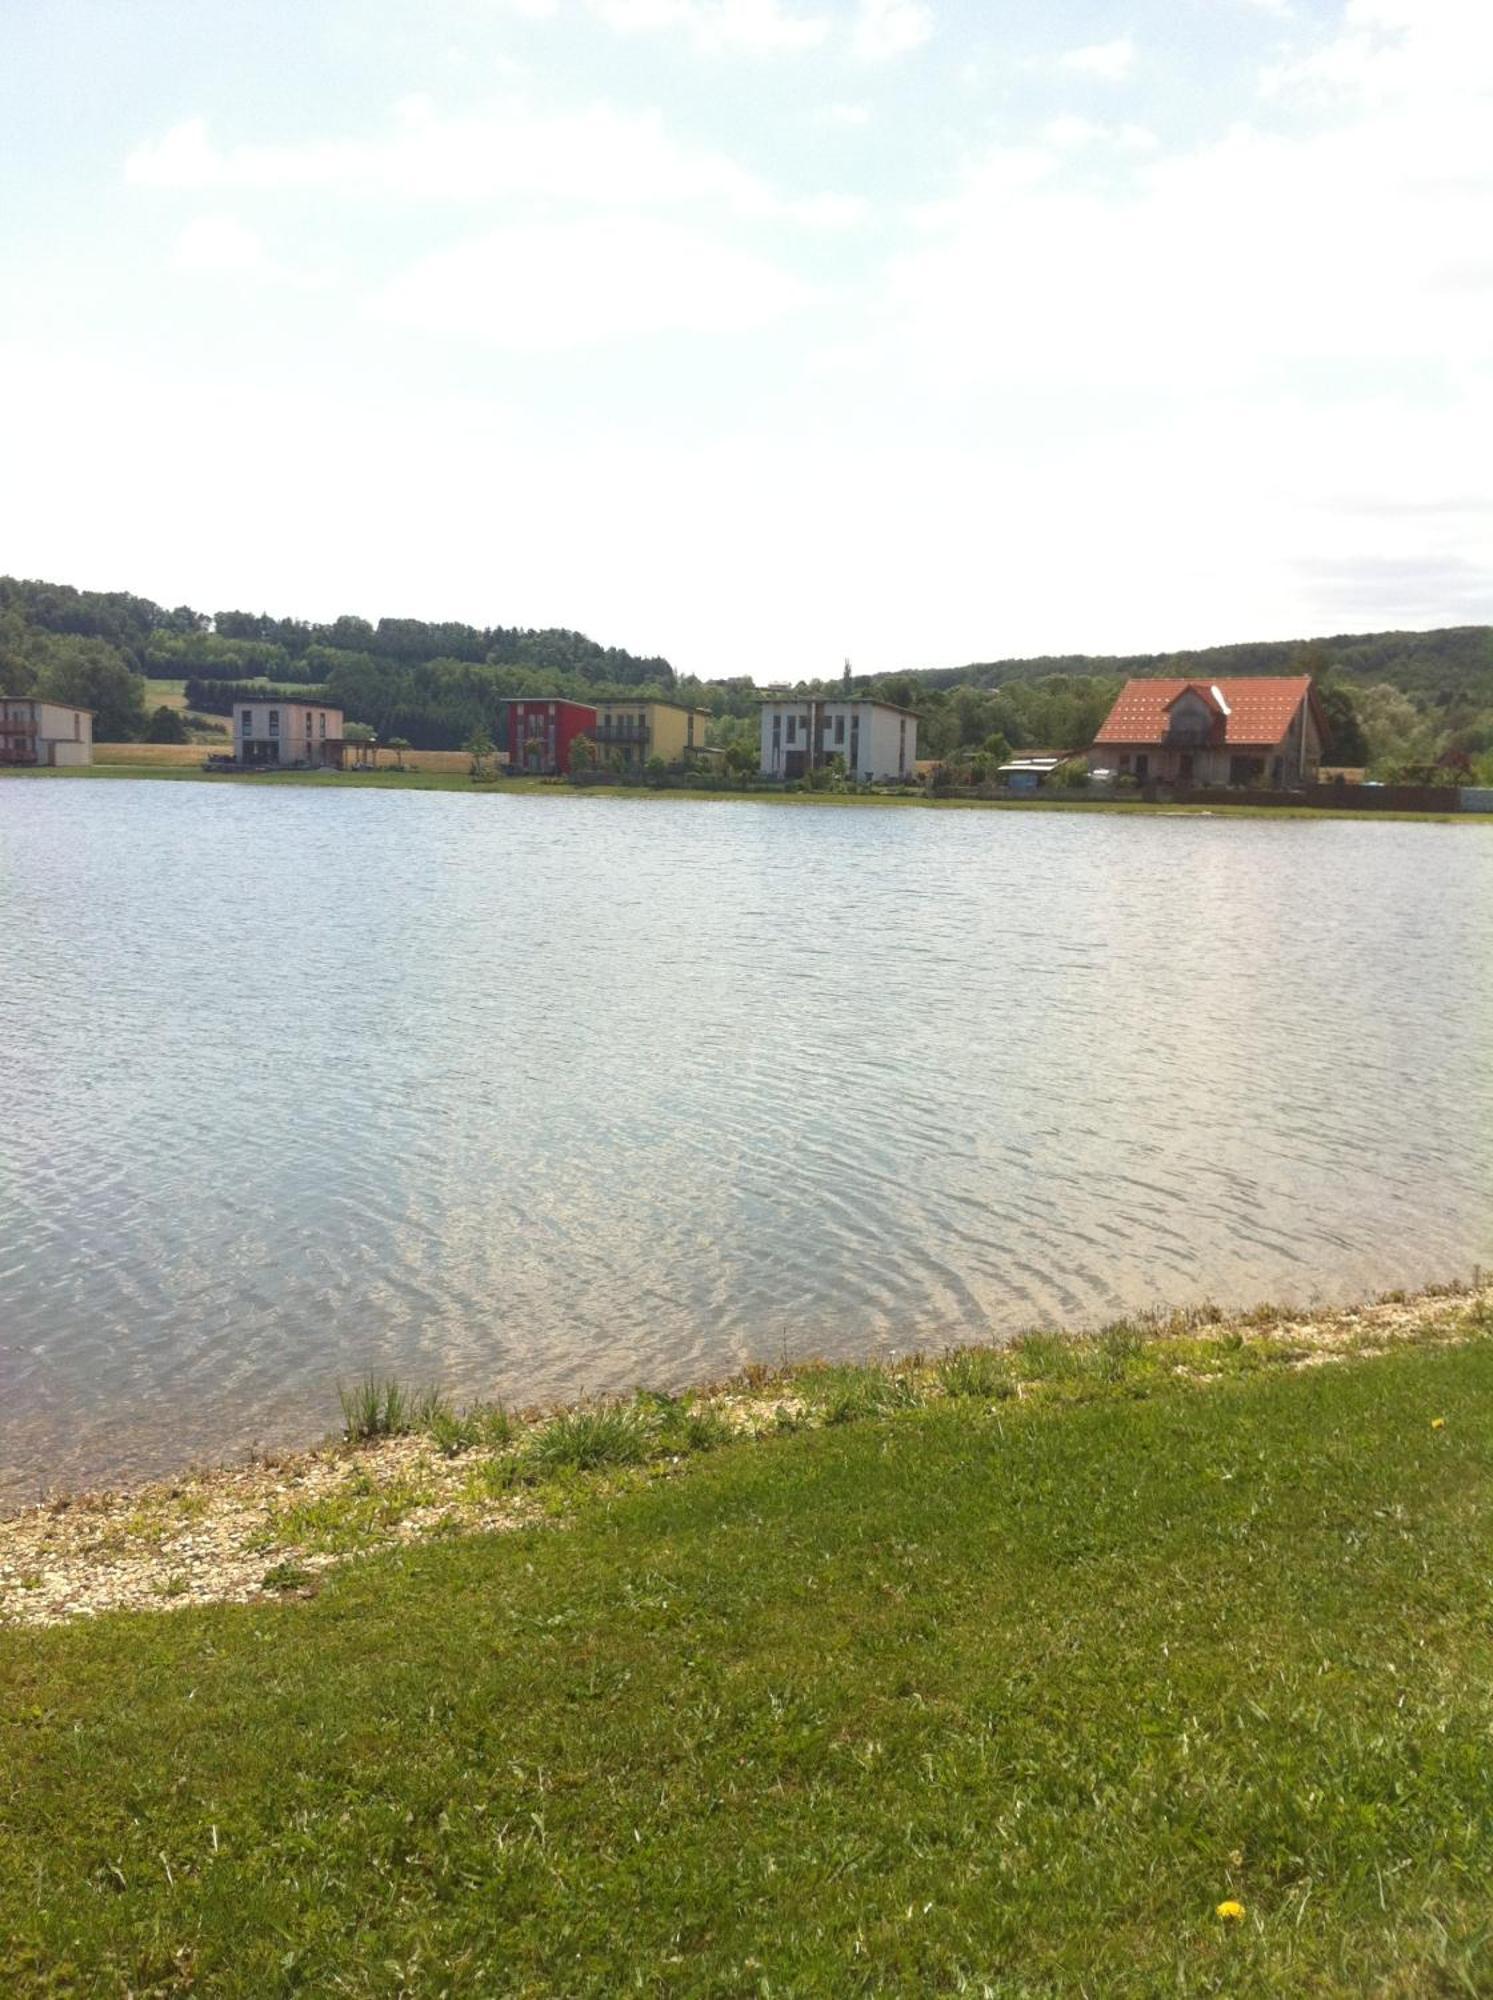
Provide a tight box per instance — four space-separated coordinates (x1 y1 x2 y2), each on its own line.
2 576 1490 777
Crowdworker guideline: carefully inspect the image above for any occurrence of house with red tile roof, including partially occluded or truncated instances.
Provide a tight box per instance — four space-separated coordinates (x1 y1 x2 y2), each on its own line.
1090 675 1327 789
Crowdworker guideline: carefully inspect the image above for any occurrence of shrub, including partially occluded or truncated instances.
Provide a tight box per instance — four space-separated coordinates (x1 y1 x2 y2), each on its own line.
144 705 189 744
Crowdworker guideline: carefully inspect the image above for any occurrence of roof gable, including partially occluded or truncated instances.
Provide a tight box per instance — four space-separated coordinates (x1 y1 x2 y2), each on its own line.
1094 676 1318 748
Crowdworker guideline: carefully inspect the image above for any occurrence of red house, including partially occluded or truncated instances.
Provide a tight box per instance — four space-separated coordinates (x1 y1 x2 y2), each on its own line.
1090 676 1326 789
507 699 599 775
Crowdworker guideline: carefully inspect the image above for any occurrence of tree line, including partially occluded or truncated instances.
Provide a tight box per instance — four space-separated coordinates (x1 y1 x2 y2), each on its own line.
2 574 1491 779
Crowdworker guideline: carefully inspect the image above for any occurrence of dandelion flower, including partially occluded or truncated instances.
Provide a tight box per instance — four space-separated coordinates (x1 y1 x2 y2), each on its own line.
1431 1417 1446 1430
1216 1899 1246 1922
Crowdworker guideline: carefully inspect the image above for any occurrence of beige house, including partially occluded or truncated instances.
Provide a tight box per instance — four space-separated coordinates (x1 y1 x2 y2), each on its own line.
589 699 713 768
234 699 345 769
0 698 94 766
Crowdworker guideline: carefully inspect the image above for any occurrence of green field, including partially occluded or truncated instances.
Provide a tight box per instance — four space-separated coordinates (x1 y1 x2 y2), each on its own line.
142 679 231 743
4 1329 1491 1996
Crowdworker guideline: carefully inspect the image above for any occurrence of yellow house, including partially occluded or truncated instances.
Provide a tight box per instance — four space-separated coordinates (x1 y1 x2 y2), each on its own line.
589 700 713 768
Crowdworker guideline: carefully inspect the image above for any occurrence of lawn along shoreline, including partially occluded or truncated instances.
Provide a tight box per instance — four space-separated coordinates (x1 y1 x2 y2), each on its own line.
3 1279 1486 1631
3 761 1487 822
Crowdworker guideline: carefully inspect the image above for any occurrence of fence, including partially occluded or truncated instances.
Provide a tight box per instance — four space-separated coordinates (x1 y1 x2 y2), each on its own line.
1138 781 1467 813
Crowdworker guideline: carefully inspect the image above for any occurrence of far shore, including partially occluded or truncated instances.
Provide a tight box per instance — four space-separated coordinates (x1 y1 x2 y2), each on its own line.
2 1277 1486 1627
3 759 1486 823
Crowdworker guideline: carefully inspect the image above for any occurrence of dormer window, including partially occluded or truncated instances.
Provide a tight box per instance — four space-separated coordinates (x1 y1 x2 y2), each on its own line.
1164 689 1217 749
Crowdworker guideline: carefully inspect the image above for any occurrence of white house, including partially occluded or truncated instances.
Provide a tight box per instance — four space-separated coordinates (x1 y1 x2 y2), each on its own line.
0 698 93 767
759 698 917 782
234 699 345 769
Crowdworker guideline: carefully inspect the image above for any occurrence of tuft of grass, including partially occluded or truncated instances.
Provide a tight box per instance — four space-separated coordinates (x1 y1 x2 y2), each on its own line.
524 1404 653 1474
260 1561 314 1595
423 1400 513 1458
653 1400 737 1456
337 1376 427 1442
800 1363 923 1426
937 1346 1016 1400
1008 1330 1082 1380
270 1469 433 1552
1096 1319 1146 1381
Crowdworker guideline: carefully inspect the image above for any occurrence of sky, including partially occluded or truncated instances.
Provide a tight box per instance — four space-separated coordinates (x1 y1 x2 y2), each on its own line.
1 0 1490 680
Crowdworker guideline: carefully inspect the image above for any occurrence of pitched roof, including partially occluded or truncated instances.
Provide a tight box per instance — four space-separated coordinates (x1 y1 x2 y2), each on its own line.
1093 676 1316 748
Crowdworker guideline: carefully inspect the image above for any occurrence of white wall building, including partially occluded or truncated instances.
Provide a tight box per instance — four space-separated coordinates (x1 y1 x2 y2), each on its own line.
0 698 93 766
759 699 917 782
234 699 344 768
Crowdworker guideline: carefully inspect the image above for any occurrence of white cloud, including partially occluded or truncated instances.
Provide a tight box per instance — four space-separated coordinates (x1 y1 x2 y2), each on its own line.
19 0 1493 677
126 101 857 227
172 214 271 274
585 0 829 54
1041 115 1102 150
851 0 933 63
1261 0 1493 106
372 214 818 347
883 0 1493 399
1040 116 1157 152
169 214 325 291
1057 37 1136 81
815 101 873 127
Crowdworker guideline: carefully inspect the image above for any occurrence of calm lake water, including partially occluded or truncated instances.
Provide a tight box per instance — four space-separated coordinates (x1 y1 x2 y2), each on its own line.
3 778 1491 1503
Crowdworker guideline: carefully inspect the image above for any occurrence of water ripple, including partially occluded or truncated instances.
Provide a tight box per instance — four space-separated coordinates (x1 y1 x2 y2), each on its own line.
2 782 1491 1502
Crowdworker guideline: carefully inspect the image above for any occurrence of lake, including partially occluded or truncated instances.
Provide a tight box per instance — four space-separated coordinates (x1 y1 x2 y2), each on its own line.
3 778 1491 1504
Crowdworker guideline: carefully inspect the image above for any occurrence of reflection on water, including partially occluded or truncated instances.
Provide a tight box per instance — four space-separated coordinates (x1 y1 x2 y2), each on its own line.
2 779 1491 1502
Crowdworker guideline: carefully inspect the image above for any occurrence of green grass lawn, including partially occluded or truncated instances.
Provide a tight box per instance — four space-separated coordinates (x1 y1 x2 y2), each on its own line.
4 1338 1491 1996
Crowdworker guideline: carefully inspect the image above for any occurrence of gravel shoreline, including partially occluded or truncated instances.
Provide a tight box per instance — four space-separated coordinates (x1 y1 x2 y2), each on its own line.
3 1281 1485 1629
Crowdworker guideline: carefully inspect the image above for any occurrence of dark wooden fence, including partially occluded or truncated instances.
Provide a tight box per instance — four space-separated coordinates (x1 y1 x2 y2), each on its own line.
1144 781 1462 813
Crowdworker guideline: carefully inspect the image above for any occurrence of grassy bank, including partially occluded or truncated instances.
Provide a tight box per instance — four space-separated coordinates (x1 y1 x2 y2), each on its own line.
3 1287 1492 1994
3 760 1484 822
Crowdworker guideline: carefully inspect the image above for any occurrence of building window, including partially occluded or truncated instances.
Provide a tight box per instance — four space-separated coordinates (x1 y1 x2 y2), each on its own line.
268 710 279 735
319 713 327 736
241 709 253 731
786 716 797 744
835 717 845 745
